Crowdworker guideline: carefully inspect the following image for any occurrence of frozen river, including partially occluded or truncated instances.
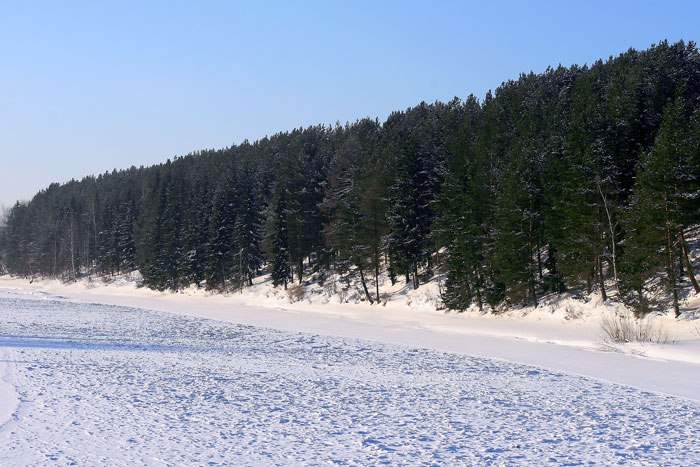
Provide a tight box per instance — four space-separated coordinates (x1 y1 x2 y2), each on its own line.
0 296 699 465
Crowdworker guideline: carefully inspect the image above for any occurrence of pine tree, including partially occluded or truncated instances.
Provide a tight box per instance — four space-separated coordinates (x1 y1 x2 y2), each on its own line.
492 154 542 307
269 180 291 289
439 96 492 310
387 149 432 290
205 177 238 291
97 202 119 275
283 127 329 284
180 176 212 286
116 196 137 273
358 172 388 302
621 95 696 317
383 102 451 290
321 132 377 302
233 168 264 288
546 66 623 300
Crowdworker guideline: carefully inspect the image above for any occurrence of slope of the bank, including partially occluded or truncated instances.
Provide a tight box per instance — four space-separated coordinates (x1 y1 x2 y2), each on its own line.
1 274 699 401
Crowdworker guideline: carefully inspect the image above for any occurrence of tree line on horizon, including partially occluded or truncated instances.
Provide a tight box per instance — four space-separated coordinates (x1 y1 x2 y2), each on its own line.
1 40 699 317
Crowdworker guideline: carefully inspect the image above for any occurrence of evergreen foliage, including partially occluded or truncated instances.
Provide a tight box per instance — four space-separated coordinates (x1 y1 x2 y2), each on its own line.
1 40 699 317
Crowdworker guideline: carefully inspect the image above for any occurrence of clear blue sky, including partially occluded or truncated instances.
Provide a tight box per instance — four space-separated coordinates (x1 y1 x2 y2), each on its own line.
1 0 698 208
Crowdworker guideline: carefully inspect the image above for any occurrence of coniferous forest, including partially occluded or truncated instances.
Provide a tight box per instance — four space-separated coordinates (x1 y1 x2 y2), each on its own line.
1 40 699 317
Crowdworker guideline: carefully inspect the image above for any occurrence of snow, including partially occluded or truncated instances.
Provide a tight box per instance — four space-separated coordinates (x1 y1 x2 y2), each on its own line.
1 275 699 400
0 347 19 428
0 295 699 465
1 275 700 464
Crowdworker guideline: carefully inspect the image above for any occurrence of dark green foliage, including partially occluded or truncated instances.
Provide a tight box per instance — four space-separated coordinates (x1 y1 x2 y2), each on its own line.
385 101 454 290
1 40 699 317
180 175 212 286
492 160 541 307
204 175 239 291
439 96 493 311
620 94 700 316
269 180 291 289
321 120 387 302
233 167 265 287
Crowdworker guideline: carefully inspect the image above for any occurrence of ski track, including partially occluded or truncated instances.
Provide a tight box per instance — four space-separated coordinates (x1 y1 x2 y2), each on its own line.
0 297 699 466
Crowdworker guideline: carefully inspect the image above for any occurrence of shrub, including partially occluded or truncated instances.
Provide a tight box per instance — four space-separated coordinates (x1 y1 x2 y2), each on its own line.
600 311 674 344
287 284 305 303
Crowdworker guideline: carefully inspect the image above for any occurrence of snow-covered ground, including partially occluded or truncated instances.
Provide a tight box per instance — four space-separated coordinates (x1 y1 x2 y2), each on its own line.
1 275 699 398
1 275 700 465
0 295 699 465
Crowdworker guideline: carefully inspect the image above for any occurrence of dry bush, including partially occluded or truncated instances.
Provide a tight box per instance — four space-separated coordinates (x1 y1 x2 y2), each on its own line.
338 286 349 303
287 284 305 303
564 305 582 320
323 280 336 298
600 311 674 344
381 292 388 306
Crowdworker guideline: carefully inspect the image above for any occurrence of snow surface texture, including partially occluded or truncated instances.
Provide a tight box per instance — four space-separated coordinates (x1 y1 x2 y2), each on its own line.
1 296 700 466
2 275 700 402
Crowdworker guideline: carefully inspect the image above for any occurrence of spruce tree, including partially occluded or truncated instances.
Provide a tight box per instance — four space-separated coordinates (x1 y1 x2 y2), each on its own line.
269 181 291 289
233 168 264 288
621 95 694 317
205 178 238 291
439 96 491 311
180 176 212 286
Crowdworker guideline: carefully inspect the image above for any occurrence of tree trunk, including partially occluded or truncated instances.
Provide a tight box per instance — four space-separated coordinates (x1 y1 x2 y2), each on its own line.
594 218 607 301
528 207 537 307
435 238 443 296
597 180 619 292
680 228 700 294
473 266 484 312
597 256 607 301
69 212 77 281
529 270 538 308
53 235 58 277
296 222 303 284
586 271 592 296
374 248 380 303
359 266 374 304
664 199 680 317
679 245 685 277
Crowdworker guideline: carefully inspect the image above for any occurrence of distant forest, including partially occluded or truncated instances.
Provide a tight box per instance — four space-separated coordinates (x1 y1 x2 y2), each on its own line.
2 40 699 317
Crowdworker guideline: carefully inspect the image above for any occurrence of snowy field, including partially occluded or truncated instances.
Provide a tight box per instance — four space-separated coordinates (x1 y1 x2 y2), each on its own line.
2 275 700 399
1 294 700 465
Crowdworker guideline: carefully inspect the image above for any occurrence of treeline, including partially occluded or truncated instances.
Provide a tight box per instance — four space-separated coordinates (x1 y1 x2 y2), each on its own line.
1 40 699 316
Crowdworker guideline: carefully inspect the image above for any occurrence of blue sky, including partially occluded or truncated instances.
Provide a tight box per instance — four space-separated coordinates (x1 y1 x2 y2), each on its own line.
1 0 698 208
